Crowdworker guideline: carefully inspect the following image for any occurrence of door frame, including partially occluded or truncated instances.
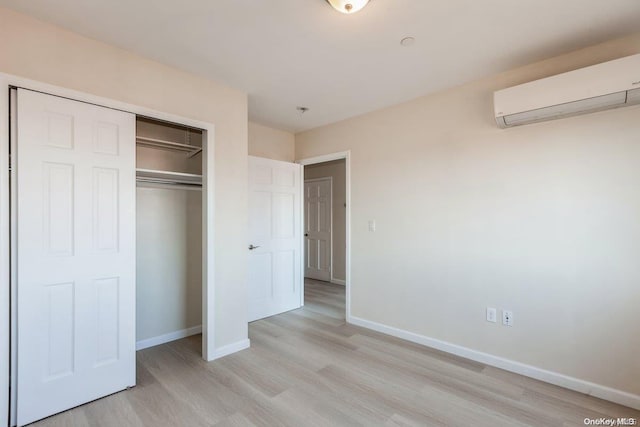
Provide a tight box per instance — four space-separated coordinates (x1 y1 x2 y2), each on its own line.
298 151 351 320
0 73 217 426
303 177 333 282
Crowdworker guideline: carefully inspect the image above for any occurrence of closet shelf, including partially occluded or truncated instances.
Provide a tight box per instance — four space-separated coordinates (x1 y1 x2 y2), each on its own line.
136 168 202 187
136 136 202 158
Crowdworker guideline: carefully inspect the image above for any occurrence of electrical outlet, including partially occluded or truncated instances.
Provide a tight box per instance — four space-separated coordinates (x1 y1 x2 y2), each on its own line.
486 307 497 323
502 310 513 327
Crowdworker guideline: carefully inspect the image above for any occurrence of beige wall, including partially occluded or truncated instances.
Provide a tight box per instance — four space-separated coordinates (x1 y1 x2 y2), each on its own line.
137 188 202 341
296 32 640 397
0 7 249 350
248 121 295 162
304 160 347 282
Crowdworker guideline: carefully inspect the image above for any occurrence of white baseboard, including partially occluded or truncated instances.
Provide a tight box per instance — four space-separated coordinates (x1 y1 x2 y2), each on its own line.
212 339 251 360
136 325 202 351
347 315 640 410
330 278 346 286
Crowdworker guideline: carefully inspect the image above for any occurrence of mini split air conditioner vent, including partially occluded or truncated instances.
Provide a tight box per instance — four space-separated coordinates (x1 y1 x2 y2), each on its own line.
494 54 640 128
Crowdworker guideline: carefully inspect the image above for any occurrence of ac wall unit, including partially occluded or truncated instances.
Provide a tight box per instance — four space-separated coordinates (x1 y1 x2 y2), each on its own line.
494 54 640 128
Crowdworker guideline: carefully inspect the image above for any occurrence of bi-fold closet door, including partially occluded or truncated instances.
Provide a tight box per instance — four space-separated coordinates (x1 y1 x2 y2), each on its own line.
14 89 136 426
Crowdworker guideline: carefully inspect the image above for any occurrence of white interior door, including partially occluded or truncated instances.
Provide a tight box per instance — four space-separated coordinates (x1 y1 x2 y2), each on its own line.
16 89 136 426
304 178 332 281
248 156 302 322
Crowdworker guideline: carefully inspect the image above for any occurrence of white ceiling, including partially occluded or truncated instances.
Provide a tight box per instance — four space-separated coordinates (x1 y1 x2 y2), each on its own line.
2 0 639 132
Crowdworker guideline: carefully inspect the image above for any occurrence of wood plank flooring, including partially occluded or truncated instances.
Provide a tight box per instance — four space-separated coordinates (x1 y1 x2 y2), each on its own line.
32 279 639 426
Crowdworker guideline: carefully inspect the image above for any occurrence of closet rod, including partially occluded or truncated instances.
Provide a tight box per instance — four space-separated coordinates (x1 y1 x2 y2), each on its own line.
136 180 202 192
136 177 202 187
136 136 202 158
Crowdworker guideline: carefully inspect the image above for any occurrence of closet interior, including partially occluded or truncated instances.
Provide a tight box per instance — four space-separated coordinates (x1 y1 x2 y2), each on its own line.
135 117 203 350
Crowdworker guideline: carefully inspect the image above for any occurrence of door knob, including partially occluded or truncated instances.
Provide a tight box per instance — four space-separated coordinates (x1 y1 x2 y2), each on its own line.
249 244 260 250
304 233 309 237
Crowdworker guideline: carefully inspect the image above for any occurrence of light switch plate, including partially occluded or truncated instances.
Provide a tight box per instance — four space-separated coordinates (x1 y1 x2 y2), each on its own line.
486 307 497 323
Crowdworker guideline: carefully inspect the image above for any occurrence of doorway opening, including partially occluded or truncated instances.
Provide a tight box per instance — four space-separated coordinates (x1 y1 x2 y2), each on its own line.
300 153 350 321
135 116 204 352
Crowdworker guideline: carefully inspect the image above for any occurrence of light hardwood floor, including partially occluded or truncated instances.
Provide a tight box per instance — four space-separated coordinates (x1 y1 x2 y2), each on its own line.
32 279 638 426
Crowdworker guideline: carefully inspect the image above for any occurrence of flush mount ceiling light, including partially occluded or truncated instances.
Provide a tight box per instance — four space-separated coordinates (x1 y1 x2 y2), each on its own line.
325 0 370 14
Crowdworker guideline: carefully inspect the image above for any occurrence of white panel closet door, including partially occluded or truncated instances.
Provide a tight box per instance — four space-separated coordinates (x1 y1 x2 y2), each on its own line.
304 179 332 281
248 156 302 322
16 89 136 426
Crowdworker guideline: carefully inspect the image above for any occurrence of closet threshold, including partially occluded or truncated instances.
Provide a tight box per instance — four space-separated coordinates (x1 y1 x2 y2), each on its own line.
136 168 202 188
136 136 202 158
